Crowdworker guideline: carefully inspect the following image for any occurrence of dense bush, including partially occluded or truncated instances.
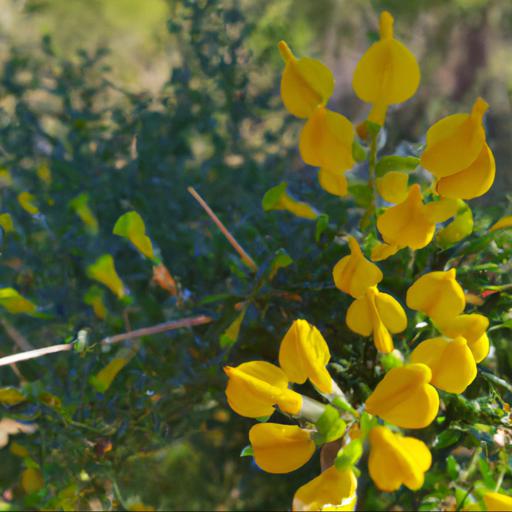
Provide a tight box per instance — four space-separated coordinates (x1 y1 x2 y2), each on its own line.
0 1 510 510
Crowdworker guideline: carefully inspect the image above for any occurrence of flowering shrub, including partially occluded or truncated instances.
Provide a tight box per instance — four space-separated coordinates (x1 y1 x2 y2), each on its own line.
224 10 512 511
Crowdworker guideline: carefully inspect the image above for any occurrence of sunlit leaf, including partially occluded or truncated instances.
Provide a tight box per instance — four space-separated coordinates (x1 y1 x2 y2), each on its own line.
69 193 99 234
86 254 126 299
113 210 154 259
0 288 37 314
17 192 39 215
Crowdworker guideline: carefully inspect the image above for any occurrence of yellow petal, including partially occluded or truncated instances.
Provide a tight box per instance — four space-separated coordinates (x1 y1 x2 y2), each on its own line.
365 363 439 429
299 106 354 172
279 193 319 219
490 215 512 232
367 287 403 354
376 171 409 203
370 242 400 262
86 254 126 299
423 197 460 224
352 12 420 106
279 319 332 393
0 288 37 314
420 98 488 178
375 291 407 334
436 144 495 200
250 423 315 474
437 203 473 246
113 211 154 259
406 269 465 323
332 236 383 298
17 191 39 215
410 337 477 393
369 426 431 492
377 185 435 250
483 492 512 512
293 466 357 512
346 295 372 337
318 168 348 197
279 41 334 119
224 361 302 418
437 314 489 363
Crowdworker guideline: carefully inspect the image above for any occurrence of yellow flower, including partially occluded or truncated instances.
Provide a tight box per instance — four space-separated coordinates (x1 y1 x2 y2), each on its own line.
365 363 439 429
278 41 334 119
279 319 332 394
410 336 477 393
368 426 431 492
435 143 495 200
436 314 489 363
346 286 407 354
224 361 302 419
483 491 512 511
490 215 512 232
249 423 315 474
318 168 348 197
376 171 409 204
421 97 489 179
299 106 355 172
352 11 420 125
292 466 357 511
406 269 465 324
374 184 458 257
332 236 383 298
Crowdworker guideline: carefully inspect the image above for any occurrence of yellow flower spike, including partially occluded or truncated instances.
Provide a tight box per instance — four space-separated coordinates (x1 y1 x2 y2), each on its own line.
318 168 348 197
346 286 407 354
368 426 432 492
278 41 334 119
410 336 477 393
279 319 332 394
365 363 439 429
376 171 409 204
437 314 490 363
406 269 465 324
421 97 489 178
224 361 302 419
483 491 512 511
490 215 512 232
436 144 495 200
376 185 435 252
292 466 357 512
332 236 383 298
352 11 420 126
249 423 315 474
437 202 473 247
299 106 355 172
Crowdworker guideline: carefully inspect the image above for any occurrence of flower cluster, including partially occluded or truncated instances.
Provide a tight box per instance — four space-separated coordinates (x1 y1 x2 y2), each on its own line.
224 9 508 511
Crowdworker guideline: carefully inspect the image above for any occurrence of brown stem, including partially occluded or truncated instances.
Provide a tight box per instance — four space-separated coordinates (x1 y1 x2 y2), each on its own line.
188 186 258 272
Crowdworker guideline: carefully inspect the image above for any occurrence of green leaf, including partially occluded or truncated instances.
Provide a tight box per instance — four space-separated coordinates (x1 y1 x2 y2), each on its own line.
348 182 372 208
0 288 37 314
240 445 253 457
335 439 363 470
315 214 329 242
364 120 381 138
69 193 99 235
113 211 155 259
262 182 288 211
359 412 378 438
220 307 247 348
0 387 27 406
434 429 461 449
268 249 293 280
446 455 459 481
352 141 367 162
314 405 346 444
375 155 420 177
262 183 318 219
86 254 126 299
478 458 496 489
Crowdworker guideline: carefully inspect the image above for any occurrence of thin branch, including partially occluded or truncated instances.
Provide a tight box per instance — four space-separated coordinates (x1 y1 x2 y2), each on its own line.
1 318 34 351
0 315 213 368
187 186 258 272
100 314 213 345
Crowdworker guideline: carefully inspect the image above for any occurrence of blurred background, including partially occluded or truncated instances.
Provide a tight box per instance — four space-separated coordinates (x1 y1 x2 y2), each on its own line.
0 0 510 510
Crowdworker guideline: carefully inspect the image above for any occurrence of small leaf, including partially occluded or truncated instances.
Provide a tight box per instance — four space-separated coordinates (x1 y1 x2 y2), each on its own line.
220 307 247 348
268 249 293 281
335 439 363 470
352 141 367 162
315 405 346 444
262 183 318 219
17 192 39 215
435 429 461 449
69 193 99 235
21 468 44 494
315 214 329 242
375 155 420 177
152 264 178 295
0 387 27 406
348 182 372 208
240 445 254 457
446 455 459 481
84 286 107 319
86 254 126 299
113 211 154 259
0 288 36 314
0 213 14 233
90 356 131 393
